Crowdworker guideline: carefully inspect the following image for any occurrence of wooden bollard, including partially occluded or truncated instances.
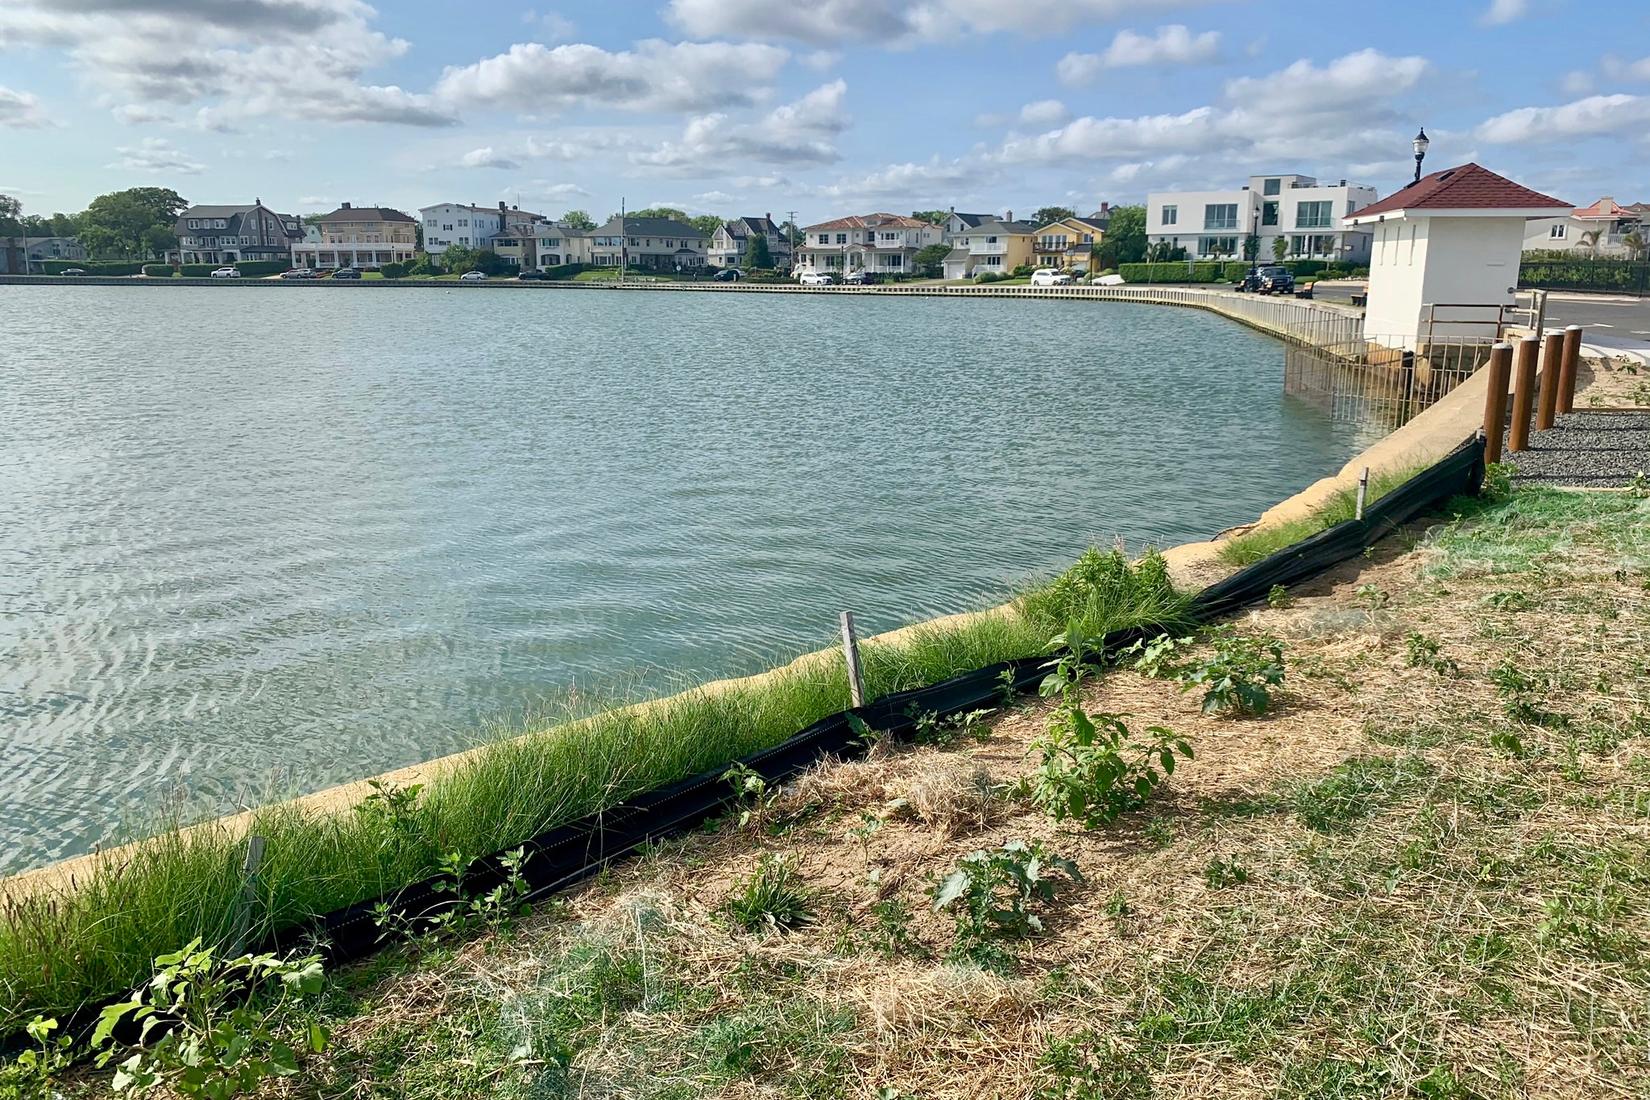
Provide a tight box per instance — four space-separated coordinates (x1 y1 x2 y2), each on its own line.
1508 337 1539 452
1536 332 1564 431
1558 324 1583 414
1483 342 1513 465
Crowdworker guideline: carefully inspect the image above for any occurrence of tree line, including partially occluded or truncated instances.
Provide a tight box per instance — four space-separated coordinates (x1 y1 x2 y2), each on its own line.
1 187 190 260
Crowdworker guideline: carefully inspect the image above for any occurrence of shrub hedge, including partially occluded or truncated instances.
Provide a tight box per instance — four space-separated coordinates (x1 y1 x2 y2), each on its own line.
142 265 175 278
1119 259 1370 284
41 260 144 276
1519 259 1649 294
233 261 287 278
180 264 218 278
379 261 410 279
540 263 591 281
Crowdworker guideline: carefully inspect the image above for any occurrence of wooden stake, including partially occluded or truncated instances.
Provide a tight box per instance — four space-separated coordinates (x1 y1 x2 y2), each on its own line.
233 835 267 954
1558 325 1583 414
1355 467 1369 521
1536 331 1564 431
1508 337 1538 452
1483 343 1513 465
839 611 865 708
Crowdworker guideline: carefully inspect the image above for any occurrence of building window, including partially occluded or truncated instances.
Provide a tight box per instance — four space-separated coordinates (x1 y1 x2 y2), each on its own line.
1262 202 1278 227
887 254 903 268
1198 236 1239 256
1550 224 1567 239
982 255 1001 267
1162 205 1178 226
1263 178 1281 196
1203 203 1237 231
1295 201 1334 229
836 233 848 244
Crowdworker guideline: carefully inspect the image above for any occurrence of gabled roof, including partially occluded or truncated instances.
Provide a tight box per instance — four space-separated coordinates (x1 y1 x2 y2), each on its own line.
312 205 415 223
804 212 934 232
724 215 781 238
179 204 260 219
968 219 1040 236
948 212 993 228
597 215 707 239
1344 164 1570 223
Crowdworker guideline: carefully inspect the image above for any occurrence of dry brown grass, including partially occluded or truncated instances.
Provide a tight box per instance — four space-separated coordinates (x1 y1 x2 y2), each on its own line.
63 491 1645 1100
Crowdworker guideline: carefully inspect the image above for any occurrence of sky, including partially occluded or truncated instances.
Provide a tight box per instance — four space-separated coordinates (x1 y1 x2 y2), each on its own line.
1 0 1647 226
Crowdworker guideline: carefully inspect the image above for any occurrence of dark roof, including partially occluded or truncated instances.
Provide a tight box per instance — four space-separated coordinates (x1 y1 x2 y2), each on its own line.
724 215 781 238
311 205 416 223
597 215 707 239
969 220 1040 235
179 204 262 219
1347 163 1570 221
949 212 993 228
175 203 302 239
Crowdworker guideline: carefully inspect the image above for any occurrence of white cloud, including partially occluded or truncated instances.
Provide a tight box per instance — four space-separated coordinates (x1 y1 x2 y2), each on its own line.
1559 70 1594 96
630 80 849 173
1479 0 1528 26
1602 54 1650 82
460 146 521 170
1477 93 1650 144
0 0 457 127
802 49 843 71
1057 24 1220 84
521 8 576 41
0 85 49 127
1018 99 1068 126
666 0 1214 46
798 157 983 204
435 39 789 114
693 189 737 204
1224 48 1426 110
111 137 203 174
529 182 590 202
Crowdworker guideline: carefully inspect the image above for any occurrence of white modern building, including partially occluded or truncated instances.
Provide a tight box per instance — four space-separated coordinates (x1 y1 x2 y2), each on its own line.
1147 174 1379 262
419 201 546 255
1344 163 1572 348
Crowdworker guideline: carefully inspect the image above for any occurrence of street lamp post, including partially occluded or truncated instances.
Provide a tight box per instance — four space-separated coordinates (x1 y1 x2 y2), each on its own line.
1412 127 1430 184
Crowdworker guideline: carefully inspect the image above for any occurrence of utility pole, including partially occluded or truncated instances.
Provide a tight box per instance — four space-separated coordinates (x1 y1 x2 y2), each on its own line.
620 196 627 284
786 209 798 271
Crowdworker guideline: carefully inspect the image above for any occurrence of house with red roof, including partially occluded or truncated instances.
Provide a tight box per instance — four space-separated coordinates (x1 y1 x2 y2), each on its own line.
795 213 942 278
1523 196 1646 258
1343 163 1572 347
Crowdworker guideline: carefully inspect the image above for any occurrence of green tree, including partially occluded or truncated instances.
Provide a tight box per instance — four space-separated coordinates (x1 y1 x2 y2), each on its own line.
915 242 950 277
743 232 773 269
1623 230 1645 261
561 209 596 230
621 206 688 222
1033 206 1076 226
1271 235 1288 263
0 193 21 238
439 244 478 273
1096 204 1146 268
689 214 723 238
1243 229 1260 263
78 187 188 259
910 210 950 226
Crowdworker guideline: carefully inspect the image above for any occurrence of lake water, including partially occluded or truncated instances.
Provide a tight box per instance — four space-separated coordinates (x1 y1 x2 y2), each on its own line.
0 286 1372 873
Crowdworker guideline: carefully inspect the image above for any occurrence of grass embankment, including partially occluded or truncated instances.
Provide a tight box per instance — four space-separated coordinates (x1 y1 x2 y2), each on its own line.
0 549 1188 1033
167 484 1645 1099
1217 462 1433 566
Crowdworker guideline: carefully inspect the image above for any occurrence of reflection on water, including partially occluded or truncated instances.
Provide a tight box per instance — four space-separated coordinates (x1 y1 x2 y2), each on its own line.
0 286 1370 872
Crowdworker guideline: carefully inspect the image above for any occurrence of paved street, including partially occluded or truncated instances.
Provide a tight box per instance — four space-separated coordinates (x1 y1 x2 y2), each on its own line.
1519 291 1650 358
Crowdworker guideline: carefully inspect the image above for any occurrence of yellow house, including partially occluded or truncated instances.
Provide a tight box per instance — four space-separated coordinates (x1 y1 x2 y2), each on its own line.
1032 215 1108 272
941 217 1040 279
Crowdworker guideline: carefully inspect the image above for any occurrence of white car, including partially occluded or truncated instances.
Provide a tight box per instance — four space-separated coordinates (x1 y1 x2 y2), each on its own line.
1029 268 1072 286
459 270 487 281
210 266 241 279
798 271 834 286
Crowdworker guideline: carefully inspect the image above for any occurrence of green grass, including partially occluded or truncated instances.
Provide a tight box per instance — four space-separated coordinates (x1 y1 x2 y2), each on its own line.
1423 489 1650 579
1016 546 1193 642
0 606 1053 1030
1218 463 1431 566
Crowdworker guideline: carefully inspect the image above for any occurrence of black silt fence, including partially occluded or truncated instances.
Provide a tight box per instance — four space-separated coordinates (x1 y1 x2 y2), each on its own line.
6 434 1487 1052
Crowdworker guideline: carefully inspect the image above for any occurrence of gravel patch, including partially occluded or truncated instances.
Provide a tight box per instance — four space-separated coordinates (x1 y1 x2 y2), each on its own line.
1506 409 1650 487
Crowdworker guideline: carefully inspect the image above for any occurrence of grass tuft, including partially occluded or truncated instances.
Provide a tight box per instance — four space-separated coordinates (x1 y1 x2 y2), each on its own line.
1218 464 1430 566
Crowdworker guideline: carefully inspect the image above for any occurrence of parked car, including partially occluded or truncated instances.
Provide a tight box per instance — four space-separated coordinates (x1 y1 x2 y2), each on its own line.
517 269 545 280
712 268 741 281
211 266 241 279
842 270 878 285
279 267 315 280
798 271 834 286
459 270 488 281
1239 266 1295 294
331 267 362 280
1029 268 1072 286
59 268 87 276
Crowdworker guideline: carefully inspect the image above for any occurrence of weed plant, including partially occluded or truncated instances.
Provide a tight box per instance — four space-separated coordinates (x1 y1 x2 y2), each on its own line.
1218 463 1429 566
1017 547 1191 640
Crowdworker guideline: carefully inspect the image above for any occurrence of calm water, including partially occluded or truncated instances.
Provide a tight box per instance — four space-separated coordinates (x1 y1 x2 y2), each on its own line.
0 286 1369 872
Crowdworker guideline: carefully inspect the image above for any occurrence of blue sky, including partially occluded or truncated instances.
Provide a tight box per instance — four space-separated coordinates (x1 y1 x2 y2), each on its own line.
1 0 1647 224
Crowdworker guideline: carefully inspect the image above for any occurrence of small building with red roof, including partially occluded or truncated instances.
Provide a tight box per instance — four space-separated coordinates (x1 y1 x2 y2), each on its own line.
1524 196 1646 257
1343 163 1572 347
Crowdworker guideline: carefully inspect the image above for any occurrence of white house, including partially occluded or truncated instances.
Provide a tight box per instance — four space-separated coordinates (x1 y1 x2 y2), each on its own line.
1344 163 1572 348
1523 196 1645 256
708 215 791 269
419 201 546 255
795 213 942 276
941 210 993 245
1147 174 1379 263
